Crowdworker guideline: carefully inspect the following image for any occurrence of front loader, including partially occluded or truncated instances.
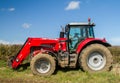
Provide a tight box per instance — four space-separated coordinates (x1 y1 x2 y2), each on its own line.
8 19 113 76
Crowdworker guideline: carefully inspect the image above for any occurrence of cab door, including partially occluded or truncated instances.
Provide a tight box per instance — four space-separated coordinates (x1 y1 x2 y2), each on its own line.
68 26 87 51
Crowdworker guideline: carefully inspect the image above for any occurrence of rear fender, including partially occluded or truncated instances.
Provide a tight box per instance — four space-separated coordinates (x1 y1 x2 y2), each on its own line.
76 38 111 54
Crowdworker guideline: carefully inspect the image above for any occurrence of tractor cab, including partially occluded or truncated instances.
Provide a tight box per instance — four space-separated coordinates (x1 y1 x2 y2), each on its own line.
66 22 95 51
60 19 95 51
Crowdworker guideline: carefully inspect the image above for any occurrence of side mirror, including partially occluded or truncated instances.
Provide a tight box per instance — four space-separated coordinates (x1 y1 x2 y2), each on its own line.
60 32 64 38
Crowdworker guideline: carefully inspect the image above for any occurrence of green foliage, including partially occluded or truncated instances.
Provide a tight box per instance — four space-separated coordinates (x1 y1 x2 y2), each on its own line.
0 45 120 82
0 60 120 83
0 44 120 63
0 44 22 61
108 46 120 63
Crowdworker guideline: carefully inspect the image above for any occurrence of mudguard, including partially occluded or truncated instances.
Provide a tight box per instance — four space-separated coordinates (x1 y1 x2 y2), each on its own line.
76 38 111 54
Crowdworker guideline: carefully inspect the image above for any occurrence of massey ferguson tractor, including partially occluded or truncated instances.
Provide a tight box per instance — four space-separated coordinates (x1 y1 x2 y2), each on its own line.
8 19 113 76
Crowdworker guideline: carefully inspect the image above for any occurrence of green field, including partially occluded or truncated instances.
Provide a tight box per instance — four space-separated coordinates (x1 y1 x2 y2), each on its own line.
0 44 120 83
0 60 120 83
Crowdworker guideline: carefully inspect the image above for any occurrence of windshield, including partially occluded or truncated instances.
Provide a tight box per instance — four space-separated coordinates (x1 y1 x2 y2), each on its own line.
69 26 94 38
68 26 94 50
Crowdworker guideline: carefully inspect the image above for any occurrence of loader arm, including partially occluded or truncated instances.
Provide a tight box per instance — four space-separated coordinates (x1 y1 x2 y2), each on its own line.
10 38 59 69
11 38 32 68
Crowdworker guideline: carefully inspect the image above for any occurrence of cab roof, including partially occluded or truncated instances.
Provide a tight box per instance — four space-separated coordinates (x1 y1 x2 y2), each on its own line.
68 22 95 26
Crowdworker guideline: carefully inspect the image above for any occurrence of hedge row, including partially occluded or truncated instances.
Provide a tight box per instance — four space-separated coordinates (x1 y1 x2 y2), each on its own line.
108 46 120 64
0 44 120 63
0 44 22 61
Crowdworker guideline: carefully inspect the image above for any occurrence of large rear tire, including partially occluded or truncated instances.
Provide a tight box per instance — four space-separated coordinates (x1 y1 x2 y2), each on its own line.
79 44 113 72
30 53 56 76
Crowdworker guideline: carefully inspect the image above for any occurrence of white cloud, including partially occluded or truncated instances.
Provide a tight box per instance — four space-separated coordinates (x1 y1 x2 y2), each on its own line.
22 23 32 29
8 8 15 12
0 40 23 45
0 40 10 44
109 37 120 45
11 41 23 45
0 7 15 12
65 1 80 10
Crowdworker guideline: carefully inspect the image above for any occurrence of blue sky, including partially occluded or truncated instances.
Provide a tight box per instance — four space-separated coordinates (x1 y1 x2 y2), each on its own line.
0 0 120 45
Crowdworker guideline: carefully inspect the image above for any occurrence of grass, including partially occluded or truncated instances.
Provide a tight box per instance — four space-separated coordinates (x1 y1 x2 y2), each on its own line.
0 60 120 83
0 45 120 83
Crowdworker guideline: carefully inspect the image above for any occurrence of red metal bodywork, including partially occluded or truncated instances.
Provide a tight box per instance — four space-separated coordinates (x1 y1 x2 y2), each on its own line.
12 37 108 69
76 38 107 54
12 37 67 68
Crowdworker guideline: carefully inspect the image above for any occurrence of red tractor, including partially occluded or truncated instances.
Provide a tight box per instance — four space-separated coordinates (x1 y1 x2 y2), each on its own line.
8 19 113 76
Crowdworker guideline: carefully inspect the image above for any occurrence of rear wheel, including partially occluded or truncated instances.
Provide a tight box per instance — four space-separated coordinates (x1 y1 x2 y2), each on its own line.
30 53 56 76
79 44 113 72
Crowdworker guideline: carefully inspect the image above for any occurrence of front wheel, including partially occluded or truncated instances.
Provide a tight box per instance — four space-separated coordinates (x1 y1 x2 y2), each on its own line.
30 53 56 76
79 44 113 72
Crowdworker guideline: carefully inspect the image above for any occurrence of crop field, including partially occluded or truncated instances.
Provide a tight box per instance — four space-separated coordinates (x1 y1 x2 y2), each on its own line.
0 44 120 83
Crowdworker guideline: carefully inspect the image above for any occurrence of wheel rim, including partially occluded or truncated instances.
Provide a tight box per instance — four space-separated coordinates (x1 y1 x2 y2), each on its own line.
35 59 51 74
87 52 106 71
